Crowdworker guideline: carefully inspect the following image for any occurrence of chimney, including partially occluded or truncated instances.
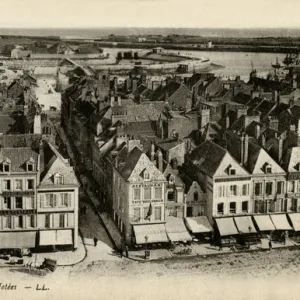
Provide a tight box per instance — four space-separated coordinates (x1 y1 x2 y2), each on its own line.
261 133 266 148
115 156 119 168
33 114 41 134
278 137 283 163
293 75 297 89
132 79 138 93
297 119 300 136
157 150 163 172
243 134 249 165
225 115 230 129
151 142 155 161
240 134 245 165
255 124 260 139
39 140 44 173
272 90 278 103
117 96 122 106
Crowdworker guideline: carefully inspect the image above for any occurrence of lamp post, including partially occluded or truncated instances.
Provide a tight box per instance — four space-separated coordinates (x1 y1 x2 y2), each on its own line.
145 235 149 260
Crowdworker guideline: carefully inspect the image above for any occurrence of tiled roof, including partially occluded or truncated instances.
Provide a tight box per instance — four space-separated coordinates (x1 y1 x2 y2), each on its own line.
0 147 39 172
189 140 227 177
151 81 182 102
156 138 184 152
0 134 41 151
233 93 251 105
117 146 144 180
0 115 17 134
40 142 79 186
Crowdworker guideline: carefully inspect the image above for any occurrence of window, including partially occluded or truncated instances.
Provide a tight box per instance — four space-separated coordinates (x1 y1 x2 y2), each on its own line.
27 196 34 209
292 198 298 212
168 190 175 201
15 179 22 190
277 181 284 194
3 163 10 172
288 181 295 193
229 168 236 175
255 200 266 214
194 192 199 201
155 187 162 199
144 187 151 200
242 201 248 213
265 165 272 174
230 202 236 214
268 200 275 213
154 207 162 221
143 170 150 180
60 193 71 207
54 175 63 185
199 205 205 216
15 216 23 228
133 208 141 222
45 214 51 228
15 197 22 209
133 188 141 200
27 179 34 190
27 164 34 172
59 214 65 228
187 207 193 217
143 207 149 220
3 216 9 229
255 183 262 196
3 180 11 190
242 184 248 196
265 182 273 195
217 203 224 215
27 215 34 227
3 197 11 209
45 194 57 207
229 185 237 196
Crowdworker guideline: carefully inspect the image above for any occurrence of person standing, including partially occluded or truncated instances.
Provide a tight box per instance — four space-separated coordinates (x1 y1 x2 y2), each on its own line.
120 246 123 258
125 244 129 258
93 236 98 247
269 239 272 251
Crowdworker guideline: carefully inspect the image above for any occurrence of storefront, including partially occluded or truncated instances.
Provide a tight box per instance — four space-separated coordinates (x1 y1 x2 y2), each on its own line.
287 213 300 242
214 217 239 248
184 216 213 242
165 217 192 243
39 229 73 250
270 214 293 243
132 223 169 245
234 216 260 246
0 231 36 250
252 215 275 237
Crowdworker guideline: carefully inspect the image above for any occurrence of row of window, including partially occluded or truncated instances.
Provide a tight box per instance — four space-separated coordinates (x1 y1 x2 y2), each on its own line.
217 184 250 197
1 215 35 229
38 213 74 229
2 179 34 191
217 201 249 215
254 181 285 196
1 162 35 173
133 187 163 201
40 193 72 208
1 196 34 210
133 206 162 222
216 198 300 215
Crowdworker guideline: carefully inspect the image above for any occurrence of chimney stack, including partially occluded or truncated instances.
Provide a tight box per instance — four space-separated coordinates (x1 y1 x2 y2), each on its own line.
261 133 266 148
240 134 245 165
255 124 260 139
244 134 249 165
151 142 155 162
225 115 230 129
157 150 163 172
278 137 283 163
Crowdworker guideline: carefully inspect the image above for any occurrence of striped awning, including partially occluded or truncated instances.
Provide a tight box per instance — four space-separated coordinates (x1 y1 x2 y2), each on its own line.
288 213 300 231
39 230 73 246
185 216 213 233
215 217 239 236
234 216 257 234
133 224 169 244
165 217 192 242
0 231 36 249
270 214 293 231
253 215 275 231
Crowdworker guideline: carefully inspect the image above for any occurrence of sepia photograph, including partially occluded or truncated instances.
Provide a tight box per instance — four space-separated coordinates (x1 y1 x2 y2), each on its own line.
0 0 300 299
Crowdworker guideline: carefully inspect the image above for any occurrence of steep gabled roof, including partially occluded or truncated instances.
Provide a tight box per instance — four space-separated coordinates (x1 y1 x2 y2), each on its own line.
189 140 227 177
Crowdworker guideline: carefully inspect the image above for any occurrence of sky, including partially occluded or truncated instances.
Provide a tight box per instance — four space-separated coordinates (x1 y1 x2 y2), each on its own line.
1 0 300 28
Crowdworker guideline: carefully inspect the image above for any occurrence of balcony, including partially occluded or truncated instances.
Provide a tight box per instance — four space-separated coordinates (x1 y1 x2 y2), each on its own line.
2 191 35 197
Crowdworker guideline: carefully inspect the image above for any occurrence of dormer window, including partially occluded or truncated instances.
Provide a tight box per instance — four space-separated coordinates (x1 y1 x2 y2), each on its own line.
227 165 236 175
142 169 150 181
169 175 175 184
26 157 35 172
2 158 11 173
265 164 272 174
54 173 64 185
